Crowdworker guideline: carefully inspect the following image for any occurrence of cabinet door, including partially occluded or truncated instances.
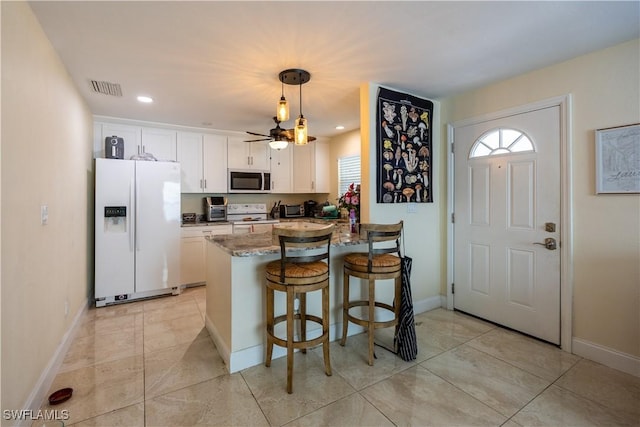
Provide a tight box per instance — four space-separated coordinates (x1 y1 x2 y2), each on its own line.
227 136 250 169
314 140 330 193
102 123 141 160
177 132 204 193
249 141 270 170
141 128 177 161
203 134 228 193
270 146 293 193
293 143 315 193
180 236 206 285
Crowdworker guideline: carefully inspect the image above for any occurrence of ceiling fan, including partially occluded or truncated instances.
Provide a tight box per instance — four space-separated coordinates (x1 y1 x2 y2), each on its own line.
245 116 316 144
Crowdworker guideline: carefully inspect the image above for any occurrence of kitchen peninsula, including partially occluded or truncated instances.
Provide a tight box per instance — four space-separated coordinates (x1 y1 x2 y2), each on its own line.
204 222 369 373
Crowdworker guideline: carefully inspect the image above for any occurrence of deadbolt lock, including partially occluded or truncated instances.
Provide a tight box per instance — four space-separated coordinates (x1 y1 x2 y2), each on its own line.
545 222 556 232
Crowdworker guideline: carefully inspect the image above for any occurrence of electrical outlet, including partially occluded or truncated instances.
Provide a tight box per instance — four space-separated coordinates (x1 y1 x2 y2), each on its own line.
41 205 48 225
407 203 417 214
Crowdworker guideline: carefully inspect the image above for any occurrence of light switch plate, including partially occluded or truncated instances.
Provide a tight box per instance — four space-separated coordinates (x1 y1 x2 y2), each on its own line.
407 203 417 213
41 205 48 225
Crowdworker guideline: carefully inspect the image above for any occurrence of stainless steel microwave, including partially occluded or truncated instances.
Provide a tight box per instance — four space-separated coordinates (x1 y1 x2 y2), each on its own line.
228 169 271 193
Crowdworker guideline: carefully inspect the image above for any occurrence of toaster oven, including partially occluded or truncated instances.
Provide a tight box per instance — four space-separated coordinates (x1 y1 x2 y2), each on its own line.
279 204 305 218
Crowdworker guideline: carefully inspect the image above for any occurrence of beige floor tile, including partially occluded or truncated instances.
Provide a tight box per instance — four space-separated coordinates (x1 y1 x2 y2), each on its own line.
144 374 269 427
85 301 144 321
284 393 394 426
242 351 356 426
467 328 581 381
144 336 227 399
142 293 188 313
361 365 507 426
75 311 143 340
68 403 144 426
422 345 550 417
60 325 143 372
417 308 495 341
41 355 144 425
512 384 633 426
321 332 416 390
555 358 640 424
142 297 201 325
143 313 208 353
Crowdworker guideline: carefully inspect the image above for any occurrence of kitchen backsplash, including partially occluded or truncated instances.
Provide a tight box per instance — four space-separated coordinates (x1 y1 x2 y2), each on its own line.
181 193 330 216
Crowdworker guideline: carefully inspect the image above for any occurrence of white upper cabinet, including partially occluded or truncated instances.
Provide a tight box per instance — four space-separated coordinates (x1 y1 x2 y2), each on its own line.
227 137 270 170
270 146 293 193
292 140 330 193
177 132 204 193
141 127 177 161
202 134 227 193
177 132 227 193
100 123 141 160
97 123 177 161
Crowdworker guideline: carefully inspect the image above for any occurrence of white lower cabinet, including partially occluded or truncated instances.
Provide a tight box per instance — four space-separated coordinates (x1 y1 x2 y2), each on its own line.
180 224 232 285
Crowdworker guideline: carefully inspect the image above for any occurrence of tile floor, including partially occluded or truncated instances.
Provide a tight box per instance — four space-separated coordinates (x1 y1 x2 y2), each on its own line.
39 286 640 426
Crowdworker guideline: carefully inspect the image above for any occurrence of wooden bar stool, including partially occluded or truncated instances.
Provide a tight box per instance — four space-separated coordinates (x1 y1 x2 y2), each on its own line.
265 224 335 393
340 221 403 365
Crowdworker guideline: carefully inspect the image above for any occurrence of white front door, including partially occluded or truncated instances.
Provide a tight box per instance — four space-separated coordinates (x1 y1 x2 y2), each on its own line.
453 106 561 344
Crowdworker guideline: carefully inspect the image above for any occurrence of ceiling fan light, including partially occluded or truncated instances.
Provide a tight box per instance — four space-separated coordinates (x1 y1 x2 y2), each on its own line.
294 116 308 145
276 96 289 122
269 139 289 150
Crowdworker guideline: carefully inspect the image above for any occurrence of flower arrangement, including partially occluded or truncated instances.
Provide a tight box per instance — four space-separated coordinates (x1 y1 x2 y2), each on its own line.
338 183 360 221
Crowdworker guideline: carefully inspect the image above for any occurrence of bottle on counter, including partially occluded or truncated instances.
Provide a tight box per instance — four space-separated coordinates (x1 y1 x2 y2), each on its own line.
349 208 357 234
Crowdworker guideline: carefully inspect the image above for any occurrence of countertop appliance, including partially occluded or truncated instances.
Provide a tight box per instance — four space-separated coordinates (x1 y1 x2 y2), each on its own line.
228 169 271 193
280 204 305 218
227 203 279 234
303 200 318 217
94 158 181 307
204 196 227 222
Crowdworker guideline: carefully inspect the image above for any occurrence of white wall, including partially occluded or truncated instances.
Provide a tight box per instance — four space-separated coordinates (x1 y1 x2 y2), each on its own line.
439 39 640 361
359 83 443 312
1 1 93 417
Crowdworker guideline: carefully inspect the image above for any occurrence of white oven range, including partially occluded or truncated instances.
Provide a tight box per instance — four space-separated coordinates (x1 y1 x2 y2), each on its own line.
227 203 279 234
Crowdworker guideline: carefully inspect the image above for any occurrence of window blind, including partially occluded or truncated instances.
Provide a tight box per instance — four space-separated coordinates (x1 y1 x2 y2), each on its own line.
338 155 361 195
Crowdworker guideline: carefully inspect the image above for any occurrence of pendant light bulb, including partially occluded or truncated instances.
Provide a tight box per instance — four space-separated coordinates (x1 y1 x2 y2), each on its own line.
295 115 308 145
276 81 289 122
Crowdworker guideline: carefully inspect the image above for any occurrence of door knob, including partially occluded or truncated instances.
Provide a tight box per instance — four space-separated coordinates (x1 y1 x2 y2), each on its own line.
534 237 557 250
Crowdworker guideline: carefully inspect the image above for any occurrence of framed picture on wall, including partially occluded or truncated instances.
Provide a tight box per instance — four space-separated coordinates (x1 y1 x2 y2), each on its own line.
595 123 640 194
376 87 434 203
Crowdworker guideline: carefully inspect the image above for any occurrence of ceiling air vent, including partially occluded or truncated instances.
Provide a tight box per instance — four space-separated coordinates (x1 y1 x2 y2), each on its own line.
89 80 122 97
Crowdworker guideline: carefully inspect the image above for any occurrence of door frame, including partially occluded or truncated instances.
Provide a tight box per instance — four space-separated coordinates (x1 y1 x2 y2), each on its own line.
446 95 574 351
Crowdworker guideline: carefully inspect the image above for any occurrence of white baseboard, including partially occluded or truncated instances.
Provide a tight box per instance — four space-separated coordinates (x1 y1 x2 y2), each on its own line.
413 295 444 315
572 337 640 378
19 299 89 426
204 314 231 370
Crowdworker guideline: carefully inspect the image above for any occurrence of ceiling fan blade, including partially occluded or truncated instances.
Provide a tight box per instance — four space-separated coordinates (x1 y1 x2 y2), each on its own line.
281 129 316 142
246 131 270 137
244 138 272 142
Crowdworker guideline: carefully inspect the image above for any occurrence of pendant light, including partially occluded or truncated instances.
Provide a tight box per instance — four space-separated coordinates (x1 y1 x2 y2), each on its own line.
294 71 308 145
276 79 289 122
278 69 311 146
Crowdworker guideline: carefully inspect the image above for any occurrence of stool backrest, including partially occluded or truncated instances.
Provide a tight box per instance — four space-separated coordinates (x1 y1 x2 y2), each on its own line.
359 221 403 272
273 224 335 280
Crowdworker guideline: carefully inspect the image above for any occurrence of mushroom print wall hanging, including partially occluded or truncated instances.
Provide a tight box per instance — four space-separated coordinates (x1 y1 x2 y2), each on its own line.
376 87 433 203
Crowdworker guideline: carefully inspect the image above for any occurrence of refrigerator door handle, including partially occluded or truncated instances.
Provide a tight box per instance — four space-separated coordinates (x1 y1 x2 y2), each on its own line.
135 177 140 251
129 179 135 252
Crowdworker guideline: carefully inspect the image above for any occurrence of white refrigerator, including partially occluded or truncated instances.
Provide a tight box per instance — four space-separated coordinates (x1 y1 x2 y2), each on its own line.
95 158 181 306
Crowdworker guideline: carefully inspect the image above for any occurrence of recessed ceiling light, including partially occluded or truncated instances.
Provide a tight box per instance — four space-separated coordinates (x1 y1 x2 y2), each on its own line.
335 125 345 130
137 96 153 103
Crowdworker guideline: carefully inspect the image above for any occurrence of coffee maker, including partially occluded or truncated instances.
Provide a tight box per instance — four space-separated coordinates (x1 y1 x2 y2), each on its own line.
203 196 227 222
303 200 318 217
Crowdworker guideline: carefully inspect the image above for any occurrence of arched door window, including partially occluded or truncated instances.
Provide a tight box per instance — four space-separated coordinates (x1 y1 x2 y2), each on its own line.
469 128 534 158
